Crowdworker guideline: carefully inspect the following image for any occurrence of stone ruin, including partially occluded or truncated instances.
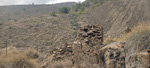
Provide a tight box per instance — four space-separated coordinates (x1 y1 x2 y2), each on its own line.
49 24 104 61
45 24 104 68
78 24 103 46
49 42 73 61
72 24 104 68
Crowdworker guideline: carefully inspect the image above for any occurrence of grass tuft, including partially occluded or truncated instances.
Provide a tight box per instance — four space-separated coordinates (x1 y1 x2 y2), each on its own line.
0 47 39 68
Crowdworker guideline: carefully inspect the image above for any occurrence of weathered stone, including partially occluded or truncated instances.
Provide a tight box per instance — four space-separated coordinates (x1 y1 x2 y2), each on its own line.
99 42 126 68
78 24 103 46
126 52 150 68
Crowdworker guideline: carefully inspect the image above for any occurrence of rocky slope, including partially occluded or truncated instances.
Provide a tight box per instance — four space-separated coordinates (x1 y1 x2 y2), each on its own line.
80 0 150 37
0 0 150 68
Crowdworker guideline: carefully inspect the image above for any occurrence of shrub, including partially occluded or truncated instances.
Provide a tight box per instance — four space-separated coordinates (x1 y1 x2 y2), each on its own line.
82 2 90 7
96 3 100 7
0 47 39 68
50 11 57 17
24 48 40 59
92 0 98 4
59 7 70 14
78 10 87 14
72 2 90 12
70 13 79 19
80 6 85 11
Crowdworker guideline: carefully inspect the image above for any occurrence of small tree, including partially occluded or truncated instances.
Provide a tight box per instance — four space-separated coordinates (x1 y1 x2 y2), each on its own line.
59 7 70 14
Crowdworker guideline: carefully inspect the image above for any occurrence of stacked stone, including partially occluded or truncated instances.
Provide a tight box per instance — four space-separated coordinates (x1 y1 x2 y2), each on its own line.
78 24 103 46
49 42 73 61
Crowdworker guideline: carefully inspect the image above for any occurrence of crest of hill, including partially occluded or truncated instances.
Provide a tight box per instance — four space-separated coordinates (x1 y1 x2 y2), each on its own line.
0 2 76 23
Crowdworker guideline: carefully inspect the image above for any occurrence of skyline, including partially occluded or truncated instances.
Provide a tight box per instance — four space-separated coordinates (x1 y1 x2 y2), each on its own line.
0 0 86 5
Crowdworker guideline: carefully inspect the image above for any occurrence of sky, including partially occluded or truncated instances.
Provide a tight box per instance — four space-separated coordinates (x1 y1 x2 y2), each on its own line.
0 0 86 5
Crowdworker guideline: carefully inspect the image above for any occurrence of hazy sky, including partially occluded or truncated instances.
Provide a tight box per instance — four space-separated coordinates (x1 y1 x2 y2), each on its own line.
0 0 86 5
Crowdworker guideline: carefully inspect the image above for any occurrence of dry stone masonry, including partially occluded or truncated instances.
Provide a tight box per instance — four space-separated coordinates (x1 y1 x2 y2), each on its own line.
45 24 150 68
78 24 103 46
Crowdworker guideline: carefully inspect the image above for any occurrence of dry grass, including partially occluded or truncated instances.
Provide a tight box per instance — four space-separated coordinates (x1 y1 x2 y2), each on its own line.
0 47 39 68
103 37 116 45
24 48 40 59
115 23 150 53
117 23 150 41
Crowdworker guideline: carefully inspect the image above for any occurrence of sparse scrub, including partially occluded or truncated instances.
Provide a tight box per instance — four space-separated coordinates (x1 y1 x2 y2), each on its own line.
117 23 150 52
0 47 39 68
96 3 100 7
72 1 90 12
91 0 98 4
118 23 150 41
82 1 90 7
24 48 40 59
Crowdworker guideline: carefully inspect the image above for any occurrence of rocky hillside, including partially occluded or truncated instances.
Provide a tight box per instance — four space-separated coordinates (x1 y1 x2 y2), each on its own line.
0 14 76 53
79 0 150 37
0 0 150 68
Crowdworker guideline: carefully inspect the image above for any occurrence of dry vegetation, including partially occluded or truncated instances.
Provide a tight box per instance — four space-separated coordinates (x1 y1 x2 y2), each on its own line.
0 14 76 53
103 37 116 45
0 0 149 67
117 23 150 44
113 23 150 64
0 46 39 68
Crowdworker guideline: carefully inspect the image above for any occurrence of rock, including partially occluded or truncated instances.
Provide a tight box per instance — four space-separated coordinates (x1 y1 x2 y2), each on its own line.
78 24 103 46
99 42 126 68
126 52 150 68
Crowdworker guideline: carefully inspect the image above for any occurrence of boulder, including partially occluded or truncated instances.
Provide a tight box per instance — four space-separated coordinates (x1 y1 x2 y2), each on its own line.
99 42 126 68
126 52 150 68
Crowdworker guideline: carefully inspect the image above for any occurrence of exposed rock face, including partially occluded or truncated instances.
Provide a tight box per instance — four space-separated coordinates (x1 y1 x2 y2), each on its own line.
126 52 150 68
99 42 126 68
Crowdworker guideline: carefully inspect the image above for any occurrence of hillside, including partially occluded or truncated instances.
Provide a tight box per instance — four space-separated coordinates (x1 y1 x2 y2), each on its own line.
0 2 76 24
0 14 76 53
0 0 150 68
79 0 150 37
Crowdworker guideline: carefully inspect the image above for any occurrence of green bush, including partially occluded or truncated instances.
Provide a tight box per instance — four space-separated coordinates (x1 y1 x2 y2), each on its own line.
96 3 100 7
92 0 98 4
82 2 90 7
59 7 70 14
72 2 90 12
50 11 57 17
